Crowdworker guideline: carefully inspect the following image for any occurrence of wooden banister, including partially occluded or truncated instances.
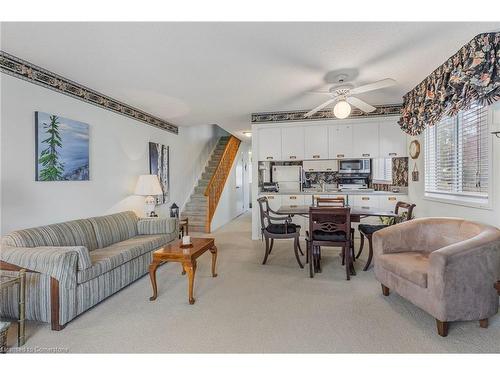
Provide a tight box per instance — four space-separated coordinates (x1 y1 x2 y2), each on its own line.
204 135 241 232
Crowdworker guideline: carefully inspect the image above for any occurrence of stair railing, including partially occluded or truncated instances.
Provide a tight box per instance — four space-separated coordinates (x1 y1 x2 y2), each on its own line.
204 135 241 232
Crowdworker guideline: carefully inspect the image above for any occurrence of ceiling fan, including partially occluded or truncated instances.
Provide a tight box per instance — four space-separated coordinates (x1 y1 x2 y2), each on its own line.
304 75 396 119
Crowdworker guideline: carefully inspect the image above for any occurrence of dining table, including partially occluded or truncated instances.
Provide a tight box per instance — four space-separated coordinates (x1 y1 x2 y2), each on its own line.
276 205 398 222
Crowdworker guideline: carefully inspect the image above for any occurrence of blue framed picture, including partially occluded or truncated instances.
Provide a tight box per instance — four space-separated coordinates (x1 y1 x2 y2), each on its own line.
35 111 90 181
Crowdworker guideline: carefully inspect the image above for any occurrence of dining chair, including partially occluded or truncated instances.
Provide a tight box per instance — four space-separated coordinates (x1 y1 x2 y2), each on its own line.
314 196 355 264
356 201 416 271
257 197 304 268
306 206 354 280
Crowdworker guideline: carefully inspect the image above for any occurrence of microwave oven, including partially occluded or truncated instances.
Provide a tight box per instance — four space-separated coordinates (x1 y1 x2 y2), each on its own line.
338 159 371 174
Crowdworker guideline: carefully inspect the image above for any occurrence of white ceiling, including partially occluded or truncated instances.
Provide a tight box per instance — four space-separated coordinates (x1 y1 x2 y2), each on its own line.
2 22 499 139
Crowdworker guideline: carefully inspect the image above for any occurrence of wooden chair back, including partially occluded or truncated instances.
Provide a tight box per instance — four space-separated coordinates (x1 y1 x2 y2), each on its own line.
314 196 346 207
394 201 416 222
257 197 271 230
309 206 351 240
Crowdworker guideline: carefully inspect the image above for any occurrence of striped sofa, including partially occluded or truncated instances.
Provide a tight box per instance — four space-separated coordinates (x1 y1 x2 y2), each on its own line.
0 211 178 330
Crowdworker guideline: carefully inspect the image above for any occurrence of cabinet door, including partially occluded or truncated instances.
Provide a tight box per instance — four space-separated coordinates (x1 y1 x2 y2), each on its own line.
304 125 329 160
281 127 304 161
351 195 380 210
378 195 409 213
260 194 282 212
379 121 407 158
258 128 282 161
329 124 353 159
352 122 379 158
281 195 306 235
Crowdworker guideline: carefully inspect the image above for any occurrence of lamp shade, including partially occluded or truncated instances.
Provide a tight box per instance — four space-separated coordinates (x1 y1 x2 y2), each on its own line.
134 175 163 196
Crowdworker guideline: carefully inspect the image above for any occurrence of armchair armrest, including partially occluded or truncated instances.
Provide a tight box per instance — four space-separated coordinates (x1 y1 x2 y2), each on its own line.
0 245 91 288
428 232 500 318
138 217 178 235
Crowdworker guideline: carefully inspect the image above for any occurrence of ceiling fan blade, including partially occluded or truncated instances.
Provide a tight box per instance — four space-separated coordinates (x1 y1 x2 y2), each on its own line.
306 90 333 95
346 96 376 113
304 98 337 117
350 78 396 95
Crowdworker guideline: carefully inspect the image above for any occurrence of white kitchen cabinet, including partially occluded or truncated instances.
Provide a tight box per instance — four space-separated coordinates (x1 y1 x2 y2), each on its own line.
378 194 409 213
303 160 338 172
258 127 282 161
258 194 282 213
304 125 329 160
352 122 379 158
379 121 407 158
281 127 304 161
329 124 353 159
281 194 306 235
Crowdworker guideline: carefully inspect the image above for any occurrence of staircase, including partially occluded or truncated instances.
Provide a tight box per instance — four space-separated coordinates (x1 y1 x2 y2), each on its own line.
181 135 241 233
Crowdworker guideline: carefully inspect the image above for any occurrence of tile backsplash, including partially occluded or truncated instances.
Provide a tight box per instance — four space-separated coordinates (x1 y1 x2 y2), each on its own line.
304 171 338 185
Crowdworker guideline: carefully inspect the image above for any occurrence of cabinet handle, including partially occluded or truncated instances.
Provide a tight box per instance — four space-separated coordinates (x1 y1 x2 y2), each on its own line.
290 205 297 208
388 153 397 156
362 206 370 210
308 169 314 171
337 154 344 158
326 168 332 171
388 197 397 201
289 155 297 159
362 197 370 200
266 156 274 160
267 196 274 199
290 196 297 200
362 153 370 157
313 155 320 159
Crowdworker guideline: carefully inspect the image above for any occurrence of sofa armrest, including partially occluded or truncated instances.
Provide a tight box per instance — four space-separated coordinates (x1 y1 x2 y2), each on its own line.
0 245 92 288
137 217 178 235
372 219 423 256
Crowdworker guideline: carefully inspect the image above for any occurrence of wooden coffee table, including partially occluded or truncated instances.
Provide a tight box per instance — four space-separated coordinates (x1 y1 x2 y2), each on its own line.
149 237 217 304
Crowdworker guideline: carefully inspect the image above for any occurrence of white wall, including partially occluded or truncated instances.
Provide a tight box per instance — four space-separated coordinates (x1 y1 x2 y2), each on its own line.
0 74 221 234
210 142 250 232
407 102 500 227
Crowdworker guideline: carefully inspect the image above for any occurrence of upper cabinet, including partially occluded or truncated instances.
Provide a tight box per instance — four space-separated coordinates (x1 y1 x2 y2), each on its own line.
329 124 353 159
304 125 329 160
379 120 407 158
281 126 305 161
352 122 379 158
258 127 282 161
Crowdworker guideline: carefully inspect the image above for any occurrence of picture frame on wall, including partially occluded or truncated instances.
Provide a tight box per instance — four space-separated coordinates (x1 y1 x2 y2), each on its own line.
149 142 169 205
35 111 90 181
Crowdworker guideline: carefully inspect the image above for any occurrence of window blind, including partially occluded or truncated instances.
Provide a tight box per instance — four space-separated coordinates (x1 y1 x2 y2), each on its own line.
425 105 489 200
372 158 392 183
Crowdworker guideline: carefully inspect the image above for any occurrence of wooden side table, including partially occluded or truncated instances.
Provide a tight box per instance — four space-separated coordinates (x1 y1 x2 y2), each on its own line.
149 237 217 304
0 269 26 348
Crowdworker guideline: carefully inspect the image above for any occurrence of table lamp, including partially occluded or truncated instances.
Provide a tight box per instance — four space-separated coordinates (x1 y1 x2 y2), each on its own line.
135 174 163 217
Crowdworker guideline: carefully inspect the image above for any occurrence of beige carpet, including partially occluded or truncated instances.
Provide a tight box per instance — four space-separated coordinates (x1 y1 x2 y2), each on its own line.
6 212 500 353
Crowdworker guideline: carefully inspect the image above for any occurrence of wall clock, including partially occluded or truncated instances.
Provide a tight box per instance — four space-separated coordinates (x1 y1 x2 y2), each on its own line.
409 140 421 159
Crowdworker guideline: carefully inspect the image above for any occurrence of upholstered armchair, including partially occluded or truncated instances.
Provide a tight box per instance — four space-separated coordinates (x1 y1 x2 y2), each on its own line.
372 217 500 337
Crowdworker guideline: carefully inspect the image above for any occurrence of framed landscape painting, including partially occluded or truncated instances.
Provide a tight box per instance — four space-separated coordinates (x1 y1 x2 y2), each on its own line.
35 112 90 181
149 142 169 204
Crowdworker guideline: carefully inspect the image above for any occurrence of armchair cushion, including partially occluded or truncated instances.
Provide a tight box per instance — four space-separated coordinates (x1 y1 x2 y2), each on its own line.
266 223 300 234
377 251 430 288
137 217 178 235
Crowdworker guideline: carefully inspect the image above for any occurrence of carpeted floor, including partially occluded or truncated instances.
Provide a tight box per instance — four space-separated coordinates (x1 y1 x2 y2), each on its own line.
5 211 500 353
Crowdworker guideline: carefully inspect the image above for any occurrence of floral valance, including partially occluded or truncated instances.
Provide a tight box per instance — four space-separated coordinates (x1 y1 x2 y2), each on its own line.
399 32 500 135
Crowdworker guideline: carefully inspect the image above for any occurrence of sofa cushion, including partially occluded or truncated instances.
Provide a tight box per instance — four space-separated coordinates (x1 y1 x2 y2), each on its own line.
77 234 174 283
377 251 430 288
1 219 98 251
89 211 138 248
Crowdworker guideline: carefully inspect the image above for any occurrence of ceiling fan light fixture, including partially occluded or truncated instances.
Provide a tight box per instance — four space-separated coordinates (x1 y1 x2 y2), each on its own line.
333 100 351 119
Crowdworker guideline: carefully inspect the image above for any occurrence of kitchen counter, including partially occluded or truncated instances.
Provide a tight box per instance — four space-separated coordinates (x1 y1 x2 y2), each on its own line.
259 190 408 196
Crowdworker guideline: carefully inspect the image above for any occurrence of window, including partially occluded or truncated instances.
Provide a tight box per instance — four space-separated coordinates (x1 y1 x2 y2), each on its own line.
372 158 392 183
424 104 490 207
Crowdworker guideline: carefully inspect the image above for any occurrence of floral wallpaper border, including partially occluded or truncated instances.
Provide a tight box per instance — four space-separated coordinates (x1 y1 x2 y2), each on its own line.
399 32 500 136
